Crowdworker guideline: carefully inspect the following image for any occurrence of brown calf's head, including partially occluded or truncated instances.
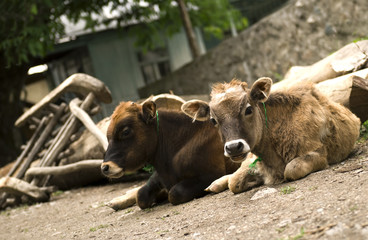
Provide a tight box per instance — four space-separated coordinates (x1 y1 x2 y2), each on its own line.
101 101 158 178
182 77 272 162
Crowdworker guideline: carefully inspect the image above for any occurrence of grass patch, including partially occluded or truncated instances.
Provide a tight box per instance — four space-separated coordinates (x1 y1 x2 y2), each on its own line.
142 164 154 173
51 190 64 197
349 204 358 212
273 72 283 82
353 36 368 43
172 210 180 215
278 227 305 240
143 207 154 213
358 120 368 142
90 224 109 232
125 209 134 214
0 209 11 216
276 225 288 233
280 186 296 194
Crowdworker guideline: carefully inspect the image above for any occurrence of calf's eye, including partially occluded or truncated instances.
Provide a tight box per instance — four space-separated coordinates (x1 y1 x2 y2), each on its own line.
210 118 217 125
121 126 132 138
245 106 253 115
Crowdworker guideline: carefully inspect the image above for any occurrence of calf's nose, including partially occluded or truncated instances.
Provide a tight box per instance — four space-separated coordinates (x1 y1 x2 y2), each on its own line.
101 164 110 174
225 141 244 155
224 139 250 157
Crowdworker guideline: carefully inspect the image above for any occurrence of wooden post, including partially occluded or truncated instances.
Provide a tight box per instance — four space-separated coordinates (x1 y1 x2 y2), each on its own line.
176 0 201 59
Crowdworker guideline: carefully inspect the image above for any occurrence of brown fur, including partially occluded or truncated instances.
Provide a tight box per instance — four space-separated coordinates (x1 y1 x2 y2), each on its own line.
182 78 361 194
102 101 239 208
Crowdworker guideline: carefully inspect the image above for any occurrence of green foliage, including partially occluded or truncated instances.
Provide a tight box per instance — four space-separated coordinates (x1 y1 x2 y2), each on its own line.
51 190 64 197
142 164 155 173
0 0 247 66
0 0 66 66
280 186 296 194
290 227 305 240
360 120 368 140
89 224 109 232
278 227 305 240
353 36 368 43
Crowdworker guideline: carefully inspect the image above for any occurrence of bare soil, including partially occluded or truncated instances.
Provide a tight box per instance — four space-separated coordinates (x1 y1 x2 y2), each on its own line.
1 140 368 240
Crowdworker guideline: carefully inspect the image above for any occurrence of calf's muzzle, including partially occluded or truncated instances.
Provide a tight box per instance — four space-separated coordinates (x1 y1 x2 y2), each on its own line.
224 139 250 162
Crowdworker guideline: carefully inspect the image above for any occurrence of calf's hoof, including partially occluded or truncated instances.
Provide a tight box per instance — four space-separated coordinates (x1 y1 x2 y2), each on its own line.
205 175 230 193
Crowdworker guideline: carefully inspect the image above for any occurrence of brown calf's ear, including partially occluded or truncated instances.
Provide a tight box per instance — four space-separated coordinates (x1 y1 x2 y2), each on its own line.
142 101 157 124
250 77 272 103
181 100 210 122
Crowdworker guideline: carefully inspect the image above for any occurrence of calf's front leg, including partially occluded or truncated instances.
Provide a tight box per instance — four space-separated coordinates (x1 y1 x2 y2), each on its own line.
284 148 328 181
228 154 264 194
137 171 167 209
168 175 218 205
107 186 141 211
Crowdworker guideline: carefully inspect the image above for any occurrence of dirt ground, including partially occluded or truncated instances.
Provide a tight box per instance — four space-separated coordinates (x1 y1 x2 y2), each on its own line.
1 140 368 240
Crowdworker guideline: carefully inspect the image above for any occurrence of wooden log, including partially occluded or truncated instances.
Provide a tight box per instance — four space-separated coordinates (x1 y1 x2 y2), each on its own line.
0 177 49 202
48 102 60 113
59 118 109 165
15 73 112 127
275 40 368 90
89 105 101 115
7 116 47 177
25 160 103 178
51 126 62 137
317 75 368 122
31 117 41 125
15 103 67 179
59 112 70 124
31 93 96 186
69 99 108 151
274 67 368 92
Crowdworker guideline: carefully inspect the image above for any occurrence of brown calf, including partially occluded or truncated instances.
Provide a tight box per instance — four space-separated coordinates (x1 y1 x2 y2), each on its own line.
102 101 238 209
182 78 361 193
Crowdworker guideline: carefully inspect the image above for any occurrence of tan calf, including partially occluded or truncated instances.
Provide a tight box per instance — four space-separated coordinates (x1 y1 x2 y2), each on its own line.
182 78 361 193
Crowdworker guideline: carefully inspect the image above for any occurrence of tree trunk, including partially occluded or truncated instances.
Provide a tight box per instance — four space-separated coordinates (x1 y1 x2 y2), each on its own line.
317 75 368 122
176 0 201 59
0 54 30 167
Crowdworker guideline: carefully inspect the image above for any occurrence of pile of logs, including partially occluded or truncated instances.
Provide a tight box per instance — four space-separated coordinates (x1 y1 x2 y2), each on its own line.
274 40 368 123
0 74 112 209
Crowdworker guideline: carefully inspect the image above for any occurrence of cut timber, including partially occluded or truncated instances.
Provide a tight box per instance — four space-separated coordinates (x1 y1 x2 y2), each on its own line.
275 40 368 91
15 73 112 127
25 160 103 178
59 118 109 166
317 75 368 122
69 99 108 151
0 177 49 202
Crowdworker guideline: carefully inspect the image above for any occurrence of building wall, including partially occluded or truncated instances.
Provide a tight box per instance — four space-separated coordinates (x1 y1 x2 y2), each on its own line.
48 26 206 117
87 31 145 115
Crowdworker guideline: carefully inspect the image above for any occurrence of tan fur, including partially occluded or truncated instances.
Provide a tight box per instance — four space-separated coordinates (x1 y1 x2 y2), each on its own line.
185 78 361 194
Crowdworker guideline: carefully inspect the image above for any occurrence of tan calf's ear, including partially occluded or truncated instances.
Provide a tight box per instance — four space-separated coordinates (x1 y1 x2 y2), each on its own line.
181 100 210 122
250 77 272 103
142 101 157 124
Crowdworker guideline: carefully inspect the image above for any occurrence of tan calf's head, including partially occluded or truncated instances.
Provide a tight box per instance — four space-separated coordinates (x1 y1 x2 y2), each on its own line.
182 77 272 162
101 101 158 178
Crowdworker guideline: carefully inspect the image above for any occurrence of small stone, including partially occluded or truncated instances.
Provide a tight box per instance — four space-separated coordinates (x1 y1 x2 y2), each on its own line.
250 187 277 200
